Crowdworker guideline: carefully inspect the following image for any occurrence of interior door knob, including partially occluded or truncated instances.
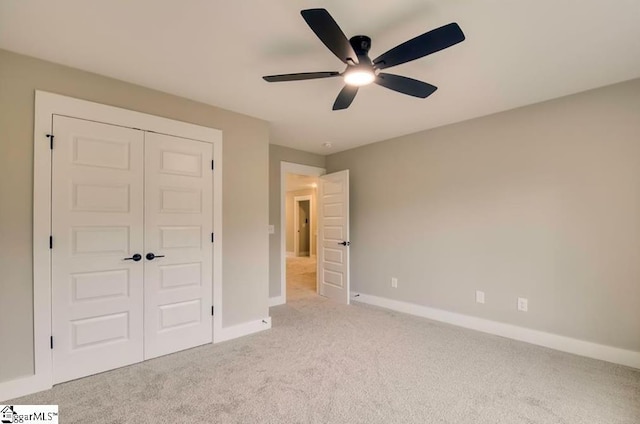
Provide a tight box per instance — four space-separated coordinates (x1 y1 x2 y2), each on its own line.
145 253 165 260
124 253 142 262
338 241 351 246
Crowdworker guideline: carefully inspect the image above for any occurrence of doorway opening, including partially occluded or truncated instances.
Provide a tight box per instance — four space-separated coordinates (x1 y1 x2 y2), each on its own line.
294 197 311 257
276 161 350 306
285 173 318 300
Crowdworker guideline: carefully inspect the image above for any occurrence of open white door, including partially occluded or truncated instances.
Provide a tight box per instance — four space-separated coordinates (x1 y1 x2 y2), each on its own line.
318 170 350 304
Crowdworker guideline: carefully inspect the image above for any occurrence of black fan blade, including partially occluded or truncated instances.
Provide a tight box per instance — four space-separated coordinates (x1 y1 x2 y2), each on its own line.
373 22 465 70
263 72 340 82
375 73 437 98
301 9 358 64
333 85 358 110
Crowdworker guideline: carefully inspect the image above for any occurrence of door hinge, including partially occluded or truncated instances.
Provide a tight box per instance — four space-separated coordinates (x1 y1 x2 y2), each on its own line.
50 336 53 349
46 134 54 149
211 160 215 170
211 306 214 316
211 233 215 243
49 236 53 249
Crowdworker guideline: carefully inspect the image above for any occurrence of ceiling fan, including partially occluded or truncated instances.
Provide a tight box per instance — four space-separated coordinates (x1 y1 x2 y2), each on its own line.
262 8 465 110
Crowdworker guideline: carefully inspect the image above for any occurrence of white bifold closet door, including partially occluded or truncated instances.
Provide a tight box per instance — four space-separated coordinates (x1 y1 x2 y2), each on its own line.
51 116 213 384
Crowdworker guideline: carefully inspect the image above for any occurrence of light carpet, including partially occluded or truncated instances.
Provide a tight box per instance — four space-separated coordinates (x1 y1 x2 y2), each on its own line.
10 256 640 423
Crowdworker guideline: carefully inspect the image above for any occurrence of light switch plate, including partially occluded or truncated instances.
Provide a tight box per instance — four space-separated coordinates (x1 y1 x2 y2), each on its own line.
268 225 275 234
517 297 528 312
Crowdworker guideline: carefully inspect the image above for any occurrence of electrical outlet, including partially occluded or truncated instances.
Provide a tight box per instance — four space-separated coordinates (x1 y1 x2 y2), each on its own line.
391 277 398 288
517 297 528 312
476 290 485 304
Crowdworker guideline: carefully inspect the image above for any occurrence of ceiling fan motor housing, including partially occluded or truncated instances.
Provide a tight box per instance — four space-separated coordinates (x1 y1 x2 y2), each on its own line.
349 35 372 63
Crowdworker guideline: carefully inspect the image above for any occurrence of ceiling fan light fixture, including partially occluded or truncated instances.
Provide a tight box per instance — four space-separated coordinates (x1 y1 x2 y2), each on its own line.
262 9 466 110
344 68 375 86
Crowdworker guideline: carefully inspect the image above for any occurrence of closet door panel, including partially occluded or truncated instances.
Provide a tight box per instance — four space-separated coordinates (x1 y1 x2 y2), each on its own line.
143 132 213 359
51 116 145 384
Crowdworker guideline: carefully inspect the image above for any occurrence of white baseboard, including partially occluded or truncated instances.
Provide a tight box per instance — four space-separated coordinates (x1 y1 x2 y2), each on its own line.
353 292 640 369
214 317 272 344
0 374 51 402
269 296 285 307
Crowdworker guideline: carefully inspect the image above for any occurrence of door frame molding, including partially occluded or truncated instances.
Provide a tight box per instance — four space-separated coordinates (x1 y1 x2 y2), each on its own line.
273 162 325 306
28 91 223 397
293 195 312 258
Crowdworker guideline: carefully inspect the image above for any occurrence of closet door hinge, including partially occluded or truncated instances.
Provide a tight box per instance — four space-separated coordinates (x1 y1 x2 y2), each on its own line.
46 134 54 149
211 233 215 243
49 236 53 249
211 160 215 170
50 336 54 350
211 306 214 316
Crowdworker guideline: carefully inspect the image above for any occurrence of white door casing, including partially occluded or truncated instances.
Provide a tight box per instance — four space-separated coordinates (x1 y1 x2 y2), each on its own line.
143 132 213 359
51 116 145 383
275 162 325 307
318 170 350 305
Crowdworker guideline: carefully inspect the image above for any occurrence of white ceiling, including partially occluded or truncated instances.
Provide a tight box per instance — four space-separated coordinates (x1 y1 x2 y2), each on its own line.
1 1 639 154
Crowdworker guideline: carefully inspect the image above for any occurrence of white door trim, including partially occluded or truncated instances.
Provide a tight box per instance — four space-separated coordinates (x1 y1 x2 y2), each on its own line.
293 195 312 257
275 162 325 306
23 91 223 399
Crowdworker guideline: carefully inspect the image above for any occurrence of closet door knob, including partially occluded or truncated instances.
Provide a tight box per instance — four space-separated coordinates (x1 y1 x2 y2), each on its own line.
146 252 165 260
124 254 142 262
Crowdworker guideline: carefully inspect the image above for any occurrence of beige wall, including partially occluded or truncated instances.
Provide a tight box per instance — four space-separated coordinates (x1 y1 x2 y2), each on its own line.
268 145 325 298
327 78 640 352
285 189 318 255
0 49 270 383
